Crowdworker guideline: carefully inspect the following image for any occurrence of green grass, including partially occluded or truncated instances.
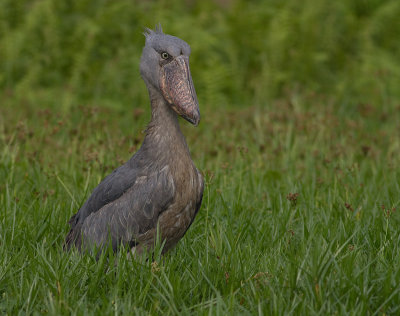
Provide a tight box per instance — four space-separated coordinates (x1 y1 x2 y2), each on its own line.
1 97 399 314
1 0 400 314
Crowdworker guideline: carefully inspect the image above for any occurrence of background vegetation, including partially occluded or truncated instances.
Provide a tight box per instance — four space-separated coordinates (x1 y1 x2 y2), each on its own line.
1 0 400 314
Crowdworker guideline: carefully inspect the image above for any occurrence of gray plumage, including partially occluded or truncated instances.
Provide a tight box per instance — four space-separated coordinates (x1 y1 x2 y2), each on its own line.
64 26 204 255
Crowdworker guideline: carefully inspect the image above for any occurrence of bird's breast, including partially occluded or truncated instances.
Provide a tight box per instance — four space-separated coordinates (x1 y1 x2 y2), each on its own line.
156 164 203 251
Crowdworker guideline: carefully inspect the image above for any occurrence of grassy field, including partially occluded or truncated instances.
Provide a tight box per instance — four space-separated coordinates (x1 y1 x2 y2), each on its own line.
1 0 400 315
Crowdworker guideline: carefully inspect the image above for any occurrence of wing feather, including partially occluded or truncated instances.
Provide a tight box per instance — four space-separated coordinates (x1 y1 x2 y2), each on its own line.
68 163 139 228
68 166 175 252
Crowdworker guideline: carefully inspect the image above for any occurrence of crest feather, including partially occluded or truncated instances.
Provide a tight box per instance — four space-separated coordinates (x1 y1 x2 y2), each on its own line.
143 23 164 39
155 23 163 34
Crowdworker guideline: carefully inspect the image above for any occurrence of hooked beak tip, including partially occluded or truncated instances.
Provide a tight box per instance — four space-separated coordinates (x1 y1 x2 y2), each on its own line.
193 117 200 127
184 110 200 126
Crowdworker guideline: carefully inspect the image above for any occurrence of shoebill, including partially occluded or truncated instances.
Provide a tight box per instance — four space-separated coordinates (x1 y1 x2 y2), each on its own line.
64 26 204 256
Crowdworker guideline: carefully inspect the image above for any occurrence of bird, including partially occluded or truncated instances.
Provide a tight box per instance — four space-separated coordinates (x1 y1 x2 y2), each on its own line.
64 25 204 256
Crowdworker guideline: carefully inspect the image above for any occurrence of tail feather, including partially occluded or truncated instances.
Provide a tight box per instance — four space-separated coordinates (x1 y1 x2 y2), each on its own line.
63 215 82 251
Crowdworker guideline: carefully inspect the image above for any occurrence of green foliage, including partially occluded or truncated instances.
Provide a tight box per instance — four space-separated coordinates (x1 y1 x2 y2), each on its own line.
1 0 400 109
1 96 400 314
1 0 400 314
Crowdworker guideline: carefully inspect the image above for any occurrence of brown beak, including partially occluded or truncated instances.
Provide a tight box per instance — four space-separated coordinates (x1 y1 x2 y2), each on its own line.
160 55 200 126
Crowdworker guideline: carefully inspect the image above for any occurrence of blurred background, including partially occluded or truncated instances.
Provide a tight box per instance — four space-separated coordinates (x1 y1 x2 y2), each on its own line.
1 0 400 112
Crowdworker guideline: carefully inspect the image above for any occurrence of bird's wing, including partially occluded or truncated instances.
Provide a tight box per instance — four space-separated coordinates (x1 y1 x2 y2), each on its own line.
71 165 175 251
68 163 139 228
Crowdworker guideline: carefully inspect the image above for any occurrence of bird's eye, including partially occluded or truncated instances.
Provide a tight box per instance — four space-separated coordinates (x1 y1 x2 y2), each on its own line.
161 52 169 59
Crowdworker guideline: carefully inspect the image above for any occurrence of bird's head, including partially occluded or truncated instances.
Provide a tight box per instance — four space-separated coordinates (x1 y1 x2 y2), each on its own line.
140 25 200 126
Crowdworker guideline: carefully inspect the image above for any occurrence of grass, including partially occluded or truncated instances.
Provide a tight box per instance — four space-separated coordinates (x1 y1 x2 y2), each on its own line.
2 0 400 108
1 95 400 314
1 0 400 314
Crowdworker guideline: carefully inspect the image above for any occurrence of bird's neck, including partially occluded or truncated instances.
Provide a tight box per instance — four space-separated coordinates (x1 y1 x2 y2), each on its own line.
142 86 190 157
